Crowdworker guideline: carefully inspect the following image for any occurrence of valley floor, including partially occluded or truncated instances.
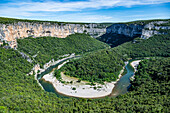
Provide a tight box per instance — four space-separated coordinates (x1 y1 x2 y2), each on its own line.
35 55 141 98
42 71 116 98
41 61 135 98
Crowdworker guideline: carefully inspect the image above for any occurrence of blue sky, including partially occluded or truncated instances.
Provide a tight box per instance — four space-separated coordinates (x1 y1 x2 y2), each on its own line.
0 0 170 23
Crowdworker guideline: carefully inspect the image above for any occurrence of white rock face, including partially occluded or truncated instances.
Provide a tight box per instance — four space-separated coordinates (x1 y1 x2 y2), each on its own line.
0 20 169 48
106 21 170 39
0 22 107 48
141 30 161 39
141 21 170 39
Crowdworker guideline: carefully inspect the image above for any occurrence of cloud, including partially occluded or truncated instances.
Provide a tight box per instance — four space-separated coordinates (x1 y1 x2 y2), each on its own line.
55 13 115 22
0 0 170 12
0 0 169 22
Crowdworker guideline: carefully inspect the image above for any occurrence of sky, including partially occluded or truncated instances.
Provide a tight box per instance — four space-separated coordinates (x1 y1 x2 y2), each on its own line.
0 0 170 23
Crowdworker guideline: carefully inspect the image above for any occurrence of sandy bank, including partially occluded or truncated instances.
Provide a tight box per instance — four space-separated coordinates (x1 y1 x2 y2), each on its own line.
42 72 116 98
42 62 127 98
130 60 141 72
130 60 141 80
28 53 76 89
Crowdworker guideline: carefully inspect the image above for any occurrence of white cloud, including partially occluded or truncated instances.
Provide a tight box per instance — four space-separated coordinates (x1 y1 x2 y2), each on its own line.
1 0 170 12
43 13 115 23
0 0 169 22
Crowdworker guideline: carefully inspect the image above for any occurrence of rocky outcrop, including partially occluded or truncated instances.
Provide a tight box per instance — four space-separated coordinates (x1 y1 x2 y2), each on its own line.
141 21 170 39
18 51 33 63
0 22 106 48
1 20 169 48
106 24 144 37
106 20 170 39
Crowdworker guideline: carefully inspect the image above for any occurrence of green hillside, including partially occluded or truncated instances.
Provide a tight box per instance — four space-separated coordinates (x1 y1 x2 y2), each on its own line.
97 19 170 47
0 17 169 112
0 47 169 112
60 32 170 83
113 32 170 58
60 49 125 83
17 33 109 67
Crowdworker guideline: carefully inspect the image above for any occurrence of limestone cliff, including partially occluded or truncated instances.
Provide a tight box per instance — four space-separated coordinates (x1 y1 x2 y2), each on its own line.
106 20 170 39
1 19 169 48
141 21 170 39
0 22 106 48
106 24 144 37
98 20 170 47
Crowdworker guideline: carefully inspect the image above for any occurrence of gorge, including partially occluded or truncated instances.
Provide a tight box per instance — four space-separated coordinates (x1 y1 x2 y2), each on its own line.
37 57 141 98
0 17 169 48
98 20 170 46
0 17 169 112
0 21 107 48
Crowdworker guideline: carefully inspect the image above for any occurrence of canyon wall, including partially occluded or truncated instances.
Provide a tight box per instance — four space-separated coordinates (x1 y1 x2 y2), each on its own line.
106 24 144 37
0 22 106 48
0 19 169 49
106 20 170 39
141 21 170 39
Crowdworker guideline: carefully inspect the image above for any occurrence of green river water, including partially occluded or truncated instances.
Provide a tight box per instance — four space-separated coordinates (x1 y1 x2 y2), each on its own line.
37 58 136 98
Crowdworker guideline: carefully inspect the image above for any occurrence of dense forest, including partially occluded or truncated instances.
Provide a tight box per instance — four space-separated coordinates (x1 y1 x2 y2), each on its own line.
97 33 136 47
60 50 125 83
97 20 170 47
0 47 169 112
0 17 169 112
60 32 170 83
17 33 109 67
113 32 170 58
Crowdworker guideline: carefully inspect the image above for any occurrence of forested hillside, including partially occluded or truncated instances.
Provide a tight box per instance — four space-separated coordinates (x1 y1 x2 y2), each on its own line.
17 33 109 67
60 50 125 83
97 19 170 47
60 32 170 83
113 32 170 58
97 33 134 47
0 47 169 112
0 22 169 112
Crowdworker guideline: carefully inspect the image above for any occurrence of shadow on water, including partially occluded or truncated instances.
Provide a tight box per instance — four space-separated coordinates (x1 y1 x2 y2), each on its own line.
39 79 67 98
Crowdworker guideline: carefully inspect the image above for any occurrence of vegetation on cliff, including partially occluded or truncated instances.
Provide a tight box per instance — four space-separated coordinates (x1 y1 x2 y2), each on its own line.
60 32 170 83
113 32 170 58
97 33 136 47
0 17 108 26
0 18 169 112
17 33 109 67
97 19 170 47
118 18 170 25
0 17 62 24
0 47 169 112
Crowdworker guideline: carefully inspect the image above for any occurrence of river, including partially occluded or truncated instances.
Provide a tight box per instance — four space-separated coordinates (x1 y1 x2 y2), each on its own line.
109 60 135 97
37 59 136 98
